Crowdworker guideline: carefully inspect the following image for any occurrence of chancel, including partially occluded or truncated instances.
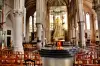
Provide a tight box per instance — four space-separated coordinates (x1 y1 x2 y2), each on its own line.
0 0 100 66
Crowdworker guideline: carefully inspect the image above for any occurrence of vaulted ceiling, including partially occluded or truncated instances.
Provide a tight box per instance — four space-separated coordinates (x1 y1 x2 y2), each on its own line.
25 0 69 18
25 0 93 19
47 0 69 6
25 0 36 18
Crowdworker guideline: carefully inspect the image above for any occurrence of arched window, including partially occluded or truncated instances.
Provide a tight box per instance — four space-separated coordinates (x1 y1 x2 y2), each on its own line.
29 16 32 32
86 13 90 30
95 18 98 30
50 13 68 30
63 12 68 30
50 15 53 30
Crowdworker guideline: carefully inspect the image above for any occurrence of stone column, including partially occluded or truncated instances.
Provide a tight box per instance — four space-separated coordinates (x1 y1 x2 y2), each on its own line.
93 0 100 44
36 0 46 50
97 15 100 43
75 13 78 46
0 0 3 31
72 19 75 39
69 20 73 42
0 11 2 31
13 0 24 52
72 17 76 45
71 20 73 42
32 16 34 32
51 15 55 42
84 13 87 43
13 11 24 52
84 13 87 32
67 16 71 41
77 0 85 47
0 11 1 23
26 20 29 42
95 12 100 43
31 16 34 41
23 8 26 42
95 11 100 44
45 7 51 44
53 15 55 30
90 14 96 45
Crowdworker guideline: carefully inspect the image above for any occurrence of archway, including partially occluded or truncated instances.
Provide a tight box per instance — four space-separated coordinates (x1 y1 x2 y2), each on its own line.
4 13 14 48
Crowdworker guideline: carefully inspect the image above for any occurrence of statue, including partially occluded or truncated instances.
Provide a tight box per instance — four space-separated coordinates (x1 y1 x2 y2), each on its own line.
53 17 64 41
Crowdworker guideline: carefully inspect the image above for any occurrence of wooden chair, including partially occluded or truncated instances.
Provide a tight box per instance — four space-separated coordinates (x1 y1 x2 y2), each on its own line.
25 59 35 66
0 51 24 66
74 53 84 66
34 53 42 66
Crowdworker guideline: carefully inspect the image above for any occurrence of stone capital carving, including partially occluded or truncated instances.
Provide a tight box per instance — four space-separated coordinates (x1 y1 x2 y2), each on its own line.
36 23 42 26
13 9 23 16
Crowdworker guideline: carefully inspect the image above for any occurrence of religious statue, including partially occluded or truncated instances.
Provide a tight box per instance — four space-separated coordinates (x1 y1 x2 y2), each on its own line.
53 17 64 41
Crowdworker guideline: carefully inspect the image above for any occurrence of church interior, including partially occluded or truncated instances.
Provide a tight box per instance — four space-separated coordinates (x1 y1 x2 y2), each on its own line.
0 0 100 66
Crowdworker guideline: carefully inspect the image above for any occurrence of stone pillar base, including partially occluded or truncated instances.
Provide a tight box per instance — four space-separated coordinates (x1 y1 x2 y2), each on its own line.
14 46 24 53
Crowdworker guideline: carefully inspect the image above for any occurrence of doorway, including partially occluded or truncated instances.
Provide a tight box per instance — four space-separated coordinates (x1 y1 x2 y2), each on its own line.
7 37 11 48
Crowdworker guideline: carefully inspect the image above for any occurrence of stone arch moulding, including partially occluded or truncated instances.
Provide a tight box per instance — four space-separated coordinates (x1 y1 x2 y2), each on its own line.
83 1 96 17
6 10 13 20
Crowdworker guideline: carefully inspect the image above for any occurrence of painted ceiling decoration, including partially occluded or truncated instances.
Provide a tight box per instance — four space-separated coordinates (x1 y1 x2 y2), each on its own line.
50 6 67 15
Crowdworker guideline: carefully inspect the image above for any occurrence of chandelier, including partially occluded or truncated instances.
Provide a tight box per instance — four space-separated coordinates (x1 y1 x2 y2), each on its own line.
52 6 66 15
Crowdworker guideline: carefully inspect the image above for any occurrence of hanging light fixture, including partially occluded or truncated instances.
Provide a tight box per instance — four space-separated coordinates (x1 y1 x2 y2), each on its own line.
52 6 65 15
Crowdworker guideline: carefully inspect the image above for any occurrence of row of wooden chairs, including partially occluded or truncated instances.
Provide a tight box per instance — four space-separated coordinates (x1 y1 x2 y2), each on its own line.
0 51 23 66
24 51 42 66
0 50 42 66
74 48 100 66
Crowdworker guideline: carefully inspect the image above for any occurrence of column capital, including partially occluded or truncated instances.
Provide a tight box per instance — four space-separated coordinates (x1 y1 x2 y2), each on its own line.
78 21 84 24
13 9 23 16
36 23 42 25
